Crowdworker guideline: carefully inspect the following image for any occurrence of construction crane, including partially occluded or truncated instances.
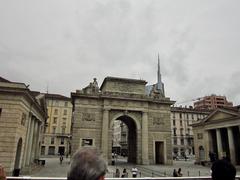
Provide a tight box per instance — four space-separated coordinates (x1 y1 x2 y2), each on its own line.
174 97 203 106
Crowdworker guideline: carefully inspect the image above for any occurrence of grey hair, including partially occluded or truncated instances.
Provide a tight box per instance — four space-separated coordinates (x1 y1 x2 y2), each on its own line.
67 148 107 180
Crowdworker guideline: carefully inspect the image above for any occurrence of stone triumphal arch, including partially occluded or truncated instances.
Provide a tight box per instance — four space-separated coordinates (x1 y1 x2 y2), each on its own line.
71 77 174 165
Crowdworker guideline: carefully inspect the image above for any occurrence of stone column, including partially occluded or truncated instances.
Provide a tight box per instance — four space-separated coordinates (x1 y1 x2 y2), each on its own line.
35 123 41 159
227 127 236 164
22 114 32 167
30 120 38 163
208 130 213 152
216 129 223 159
26 117 35 166
101 109 109 161
141 111 149 164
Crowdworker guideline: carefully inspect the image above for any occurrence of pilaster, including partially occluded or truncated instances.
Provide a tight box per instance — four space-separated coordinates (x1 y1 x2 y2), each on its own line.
101 109 109 161
141 111 149 164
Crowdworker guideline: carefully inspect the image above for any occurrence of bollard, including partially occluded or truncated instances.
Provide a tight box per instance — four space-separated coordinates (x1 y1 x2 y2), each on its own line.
199 171 200 176
140 172 141 177
164 171 166 176
152 172 154 177
188 171 189 177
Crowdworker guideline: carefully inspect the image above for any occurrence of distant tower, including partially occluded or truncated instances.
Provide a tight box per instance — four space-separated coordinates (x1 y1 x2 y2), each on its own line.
156 54 165 96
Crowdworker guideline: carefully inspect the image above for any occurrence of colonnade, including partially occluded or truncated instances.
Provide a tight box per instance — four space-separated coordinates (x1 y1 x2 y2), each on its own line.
22 114 41 169
208 125 240 165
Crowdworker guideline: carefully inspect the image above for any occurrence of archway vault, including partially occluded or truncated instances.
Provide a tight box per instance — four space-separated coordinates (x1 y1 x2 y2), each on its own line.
109 111 141 164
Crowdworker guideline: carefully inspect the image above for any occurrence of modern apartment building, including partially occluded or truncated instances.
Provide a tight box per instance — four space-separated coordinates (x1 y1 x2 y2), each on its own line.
41 94 72 156
170 106 210 158
194 95 233 110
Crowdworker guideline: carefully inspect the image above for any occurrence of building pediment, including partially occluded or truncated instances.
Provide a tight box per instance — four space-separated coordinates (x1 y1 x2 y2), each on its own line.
204 108 240 123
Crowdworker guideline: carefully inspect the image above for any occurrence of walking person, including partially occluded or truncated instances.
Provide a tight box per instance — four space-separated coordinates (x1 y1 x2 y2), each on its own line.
121 168 128 178
177 168 182 177
60 155 63 164
173 169 178 177
115 168 120 178
131 167 138 178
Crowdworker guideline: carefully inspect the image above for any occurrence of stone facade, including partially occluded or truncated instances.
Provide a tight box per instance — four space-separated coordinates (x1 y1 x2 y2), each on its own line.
170 106 210 158
41 94 72 156
0 78 47 175
192 106 240 165
71 77 174 165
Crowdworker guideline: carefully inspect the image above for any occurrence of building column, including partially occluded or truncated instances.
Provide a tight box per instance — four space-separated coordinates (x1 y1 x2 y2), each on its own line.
35 123 41 159
101 109 109 161
22 114 32 167
141 111 149 165
30 120 38 163
208 130 213 152
216 129 223 159
227 127 236 164
26 117 35 166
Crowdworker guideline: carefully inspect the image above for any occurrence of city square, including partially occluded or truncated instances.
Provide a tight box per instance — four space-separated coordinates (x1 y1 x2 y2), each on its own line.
1 1 240 180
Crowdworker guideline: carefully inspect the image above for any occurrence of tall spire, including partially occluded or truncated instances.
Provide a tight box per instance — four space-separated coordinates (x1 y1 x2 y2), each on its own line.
157 53 162 90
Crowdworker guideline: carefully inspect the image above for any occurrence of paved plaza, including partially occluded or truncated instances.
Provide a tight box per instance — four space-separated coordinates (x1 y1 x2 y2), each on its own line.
26 157 240 178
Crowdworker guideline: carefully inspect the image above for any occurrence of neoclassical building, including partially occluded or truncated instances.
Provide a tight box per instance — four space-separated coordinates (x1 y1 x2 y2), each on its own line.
0 77 47 175
71 76 174 165
192 106 240 165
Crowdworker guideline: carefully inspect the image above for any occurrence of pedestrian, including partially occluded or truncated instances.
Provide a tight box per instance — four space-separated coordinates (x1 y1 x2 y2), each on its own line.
211 159 236 180
177 168 182 177
173 169 178 177
67 148 107 180
131 167 138 178
115 168 120 178
121 168 128 178
0 164 6 180
60 155 63 164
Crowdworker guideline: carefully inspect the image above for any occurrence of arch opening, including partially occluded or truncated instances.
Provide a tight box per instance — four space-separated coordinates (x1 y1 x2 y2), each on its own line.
112 115 137 165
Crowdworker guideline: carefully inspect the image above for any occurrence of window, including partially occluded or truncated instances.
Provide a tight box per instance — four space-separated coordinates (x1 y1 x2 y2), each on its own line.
42 137 45 144
173 112 175 118
62 122 66 126
60 138 64 145
180 128 183 136
191 114 194 120
180 120 183 126
63 109 67 115
54 109 58 115
174 138 177 145
53 117 57 124
55 100 59 106
52 126 56 133
62 118 66 121
173 128 177 136
179 113 182 119
181 138 184 145
64 102 68 107
0 108 1 118
173 120 176 126
62 127 66 134
186 113 189 119
51 137 55 144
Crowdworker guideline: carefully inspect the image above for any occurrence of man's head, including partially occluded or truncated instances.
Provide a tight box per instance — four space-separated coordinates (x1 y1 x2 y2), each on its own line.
67 148 107 180
211 160 236 180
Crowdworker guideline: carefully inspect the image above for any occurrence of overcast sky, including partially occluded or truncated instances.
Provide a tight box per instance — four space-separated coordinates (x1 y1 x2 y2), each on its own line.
0 0 240 106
